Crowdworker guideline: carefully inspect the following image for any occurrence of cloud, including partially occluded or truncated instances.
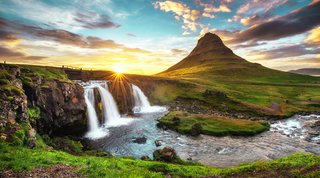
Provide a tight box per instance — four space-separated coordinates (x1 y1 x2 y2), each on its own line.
153 1 202 34
229 1 320 44
0 46 46 61
237 0 288 15
0 30 22 46
171 48 186 55
74 11 120 29
127 33 136 37
240 14 273 26
195 0 231 19
0 17 123 49
249 44 320 60
0 0 119 30
0 31 19 42
305 26 320 46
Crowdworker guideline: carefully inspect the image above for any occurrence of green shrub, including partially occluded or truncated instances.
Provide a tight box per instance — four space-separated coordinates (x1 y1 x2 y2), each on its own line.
27 107 40 121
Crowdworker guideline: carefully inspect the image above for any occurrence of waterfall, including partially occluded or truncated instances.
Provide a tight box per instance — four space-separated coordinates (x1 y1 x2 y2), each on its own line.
132 84 166 113
84 87 108 139
96 85 122 127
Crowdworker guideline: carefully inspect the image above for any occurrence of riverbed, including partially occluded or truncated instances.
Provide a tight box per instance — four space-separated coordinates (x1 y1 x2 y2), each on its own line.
86 112 320 168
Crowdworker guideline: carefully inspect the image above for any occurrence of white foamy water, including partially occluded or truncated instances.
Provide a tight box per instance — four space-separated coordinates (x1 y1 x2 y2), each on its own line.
83 87 108 139
132 84 167 113
270 114 320 140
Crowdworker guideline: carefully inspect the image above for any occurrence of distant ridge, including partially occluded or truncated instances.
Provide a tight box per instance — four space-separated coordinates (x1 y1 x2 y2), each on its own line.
289 68 320 76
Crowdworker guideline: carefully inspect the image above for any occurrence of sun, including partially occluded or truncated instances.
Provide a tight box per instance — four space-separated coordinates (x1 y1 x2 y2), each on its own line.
113 65 125 74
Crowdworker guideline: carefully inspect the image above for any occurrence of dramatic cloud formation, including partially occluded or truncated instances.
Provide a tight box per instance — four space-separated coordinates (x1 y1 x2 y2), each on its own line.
230 1 320 43
153 1 201 34
0 0 319 73
154 0 232 35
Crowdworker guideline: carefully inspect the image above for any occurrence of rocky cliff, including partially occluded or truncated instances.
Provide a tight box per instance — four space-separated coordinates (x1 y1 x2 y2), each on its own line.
0 64 87 145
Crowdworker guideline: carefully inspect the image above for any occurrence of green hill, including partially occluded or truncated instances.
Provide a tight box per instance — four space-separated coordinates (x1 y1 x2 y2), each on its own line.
157 33 320 117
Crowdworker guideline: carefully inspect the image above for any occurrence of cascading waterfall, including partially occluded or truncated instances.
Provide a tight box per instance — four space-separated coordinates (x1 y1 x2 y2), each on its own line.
96 85 124 127
80 80 166 139
84 87 108 139
132 84 166 113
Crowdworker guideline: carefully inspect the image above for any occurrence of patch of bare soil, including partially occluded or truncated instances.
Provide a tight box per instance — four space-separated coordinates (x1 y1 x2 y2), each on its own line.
0 164 84 178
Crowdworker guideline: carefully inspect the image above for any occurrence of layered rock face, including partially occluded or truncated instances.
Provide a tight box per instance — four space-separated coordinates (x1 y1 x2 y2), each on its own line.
0 64 87 137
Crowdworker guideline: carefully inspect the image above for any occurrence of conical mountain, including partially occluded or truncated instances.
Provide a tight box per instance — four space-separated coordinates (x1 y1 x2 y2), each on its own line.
162 33 247 73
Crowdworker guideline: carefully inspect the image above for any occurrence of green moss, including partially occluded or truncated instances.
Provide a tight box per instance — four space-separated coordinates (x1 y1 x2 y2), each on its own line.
0 70 10 79
10 130 26 146
20 76 33 87
27 107 40 122
42 136 84 154
0 79 10 85
25 66 68 81
159 111 270 136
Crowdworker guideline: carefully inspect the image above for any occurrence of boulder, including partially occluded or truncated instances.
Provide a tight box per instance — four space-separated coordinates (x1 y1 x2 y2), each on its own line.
154 140 162 147
132 136 147 144
190 122 202 136
153 146 179 163
140 155 151 160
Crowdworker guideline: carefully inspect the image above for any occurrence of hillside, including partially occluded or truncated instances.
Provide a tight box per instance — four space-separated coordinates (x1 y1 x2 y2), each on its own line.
157 33 320 117
289 68 320 76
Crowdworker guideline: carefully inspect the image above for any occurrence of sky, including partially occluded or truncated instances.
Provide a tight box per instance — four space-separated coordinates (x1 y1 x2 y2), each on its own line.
0 0 319 75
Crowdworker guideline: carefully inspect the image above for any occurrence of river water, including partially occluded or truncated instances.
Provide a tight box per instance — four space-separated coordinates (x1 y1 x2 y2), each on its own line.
86 112 320 168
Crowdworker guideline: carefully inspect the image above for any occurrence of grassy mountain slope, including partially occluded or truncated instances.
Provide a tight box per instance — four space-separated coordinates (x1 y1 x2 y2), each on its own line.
157 33 320 116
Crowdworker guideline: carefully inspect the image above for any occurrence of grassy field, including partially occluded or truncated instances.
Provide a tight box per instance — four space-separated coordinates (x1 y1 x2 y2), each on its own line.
157 61 320 117
159 111 269 136
0 140 319 177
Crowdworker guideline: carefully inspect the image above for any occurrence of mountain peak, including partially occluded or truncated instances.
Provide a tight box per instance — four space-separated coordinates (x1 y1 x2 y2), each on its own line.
160 33 247 73
200 33 223 44
189 33 233 57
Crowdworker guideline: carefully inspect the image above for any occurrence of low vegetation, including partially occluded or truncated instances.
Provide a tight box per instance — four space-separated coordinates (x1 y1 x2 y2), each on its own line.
159 111 270 136
157 62 320 117
0 140 319 177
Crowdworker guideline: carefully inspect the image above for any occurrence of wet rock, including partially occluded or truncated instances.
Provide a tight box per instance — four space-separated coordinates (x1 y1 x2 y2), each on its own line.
155 140 162 147
153 146 178 163
140 155 151 160
132 137 147 144
190 122 202 136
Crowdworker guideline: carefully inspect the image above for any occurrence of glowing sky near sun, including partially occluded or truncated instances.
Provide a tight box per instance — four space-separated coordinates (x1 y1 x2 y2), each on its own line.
0 0 319 74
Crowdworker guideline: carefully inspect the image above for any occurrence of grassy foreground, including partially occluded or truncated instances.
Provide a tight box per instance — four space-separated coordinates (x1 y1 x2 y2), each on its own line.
159 111 269 136
1 141 320 177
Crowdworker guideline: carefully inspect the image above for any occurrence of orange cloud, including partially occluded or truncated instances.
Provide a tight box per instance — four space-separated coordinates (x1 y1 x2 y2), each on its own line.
305 27 320 45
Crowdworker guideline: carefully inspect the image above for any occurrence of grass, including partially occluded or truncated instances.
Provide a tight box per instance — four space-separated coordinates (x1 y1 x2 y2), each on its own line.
23 66 69 81
157 62 320 117
0 141 319 177
159 111 270 136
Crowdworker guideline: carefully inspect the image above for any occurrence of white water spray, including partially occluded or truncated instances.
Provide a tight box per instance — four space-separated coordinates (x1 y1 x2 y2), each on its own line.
132 84 166 113
97 85 126 127
84 87 108 139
